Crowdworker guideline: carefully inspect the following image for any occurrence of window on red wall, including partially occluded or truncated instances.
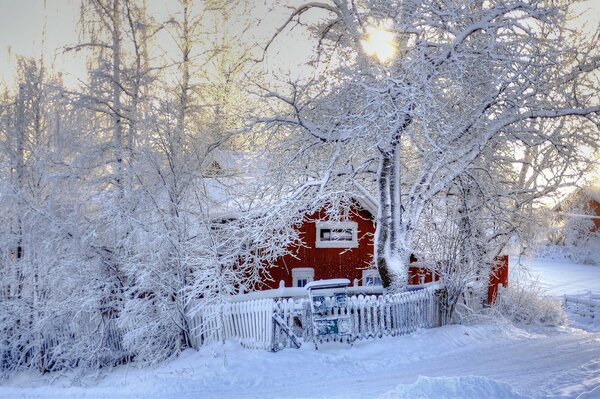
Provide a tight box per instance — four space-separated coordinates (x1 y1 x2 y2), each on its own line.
292 268 314 288
315 221 358 248
362 269 382 286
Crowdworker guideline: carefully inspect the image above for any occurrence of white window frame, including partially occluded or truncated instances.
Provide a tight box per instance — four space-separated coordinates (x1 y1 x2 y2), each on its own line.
362 269 382 287
292 267 314 288
315 221 358 249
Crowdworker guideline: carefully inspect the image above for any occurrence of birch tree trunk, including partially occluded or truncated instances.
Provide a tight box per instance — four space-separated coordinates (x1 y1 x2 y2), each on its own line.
111 0 124 201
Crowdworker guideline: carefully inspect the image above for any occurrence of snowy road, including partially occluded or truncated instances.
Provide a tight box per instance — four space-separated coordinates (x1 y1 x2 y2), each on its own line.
220 330 600 399
2 323 600 399
185 326 600 399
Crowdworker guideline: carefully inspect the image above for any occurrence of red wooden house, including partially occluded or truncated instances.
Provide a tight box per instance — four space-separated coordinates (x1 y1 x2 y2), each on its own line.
263 201 380 289
205 152 507 301
261 197 440 291
259 196 508 304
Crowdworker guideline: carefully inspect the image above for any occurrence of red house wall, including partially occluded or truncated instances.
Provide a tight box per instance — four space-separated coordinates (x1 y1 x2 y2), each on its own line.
261 204 506 295
488 255 509 304
263 206 375 289
408 266 438 285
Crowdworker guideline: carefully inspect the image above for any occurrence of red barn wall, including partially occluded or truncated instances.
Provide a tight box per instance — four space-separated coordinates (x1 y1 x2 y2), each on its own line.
263 206 375 289
408 265 438 285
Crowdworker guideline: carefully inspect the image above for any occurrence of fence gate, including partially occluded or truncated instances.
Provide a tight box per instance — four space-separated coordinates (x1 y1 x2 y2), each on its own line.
306 279 353 349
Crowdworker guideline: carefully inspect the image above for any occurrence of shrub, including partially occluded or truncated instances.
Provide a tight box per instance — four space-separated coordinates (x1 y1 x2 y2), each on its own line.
492 281 566 326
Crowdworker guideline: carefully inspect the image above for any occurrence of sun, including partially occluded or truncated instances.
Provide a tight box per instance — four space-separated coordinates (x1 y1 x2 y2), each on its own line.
360 25 397 64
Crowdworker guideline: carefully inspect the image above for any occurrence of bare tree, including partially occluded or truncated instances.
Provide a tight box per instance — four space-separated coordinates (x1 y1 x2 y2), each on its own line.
259 0 600 291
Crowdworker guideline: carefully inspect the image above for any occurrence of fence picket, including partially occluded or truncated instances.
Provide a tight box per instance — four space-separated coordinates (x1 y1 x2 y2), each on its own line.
378 297 385 338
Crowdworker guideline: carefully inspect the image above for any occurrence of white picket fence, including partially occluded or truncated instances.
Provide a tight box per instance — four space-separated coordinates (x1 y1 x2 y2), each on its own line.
564 292 600 319
188 298 275 350
351 287 439 339
189 286 442 351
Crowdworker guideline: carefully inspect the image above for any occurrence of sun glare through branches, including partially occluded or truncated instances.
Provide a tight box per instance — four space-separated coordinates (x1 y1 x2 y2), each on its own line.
360 24 397 63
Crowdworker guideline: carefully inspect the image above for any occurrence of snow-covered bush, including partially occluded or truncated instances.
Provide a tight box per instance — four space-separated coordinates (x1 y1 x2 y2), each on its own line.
536 239 600 266
118 296 182 365
537 216 600 265
492 282 566 326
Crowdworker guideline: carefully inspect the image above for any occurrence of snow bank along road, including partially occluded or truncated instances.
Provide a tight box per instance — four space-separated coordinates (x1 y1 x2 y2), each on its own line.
2 323 600 399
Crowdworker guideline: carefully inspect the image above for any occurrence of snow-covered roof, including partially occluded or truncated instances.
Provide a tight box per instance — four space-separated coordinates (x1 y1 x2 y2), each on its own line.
353 182 378 215
560 212 600 220
200 149 273 220
203 150 379 221
553 186 600 213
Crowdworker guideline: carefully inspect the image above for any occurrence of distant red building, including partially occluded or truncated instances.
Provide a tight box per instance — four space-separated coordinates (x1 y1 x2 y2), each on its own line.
555 187 600 233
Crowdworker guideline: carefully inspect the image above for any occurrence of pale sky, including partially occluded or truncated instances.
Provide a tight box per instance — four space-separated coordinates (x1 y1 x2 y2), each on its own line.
0 0 599 89
0 0 320 88
0 0 81 86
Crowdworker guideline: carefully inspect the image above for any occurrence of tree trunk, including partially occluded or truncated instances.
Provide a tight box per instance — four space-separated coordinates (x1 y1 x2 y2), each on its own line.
375 149 408 291
112 0 124 201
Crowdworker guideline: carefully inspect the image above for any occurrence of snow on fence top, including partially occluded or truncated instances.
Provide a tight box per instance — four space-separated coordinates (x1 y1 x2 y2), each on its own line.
564 291 600 319
230 279 386 302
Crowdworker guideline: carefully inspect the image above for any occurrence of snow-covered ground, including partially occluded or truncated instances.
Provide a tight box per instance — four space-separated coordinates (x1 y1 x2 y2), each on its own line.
2 257 600 399
2 323 599 399
511 256 600 296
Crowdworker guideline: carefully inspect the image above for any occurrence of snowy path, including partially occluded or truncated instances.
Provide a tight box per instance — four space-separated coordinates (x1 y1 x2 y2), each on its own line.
2 324 599 399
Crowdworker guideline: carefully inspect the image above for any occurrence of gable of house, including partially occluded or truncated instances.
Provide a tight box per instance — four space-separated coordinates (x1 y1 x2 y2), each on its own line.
263 202 376 289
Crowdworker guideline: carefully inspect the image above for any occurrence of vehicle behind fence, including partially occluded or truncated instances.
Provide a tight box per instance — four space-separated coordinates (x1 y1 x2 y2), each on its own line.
189 285 443 351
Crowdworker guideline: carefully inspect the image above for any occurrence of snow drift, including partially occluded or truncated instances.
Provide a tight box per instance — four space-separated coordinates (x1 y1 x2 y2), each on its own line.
378 376 529 399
